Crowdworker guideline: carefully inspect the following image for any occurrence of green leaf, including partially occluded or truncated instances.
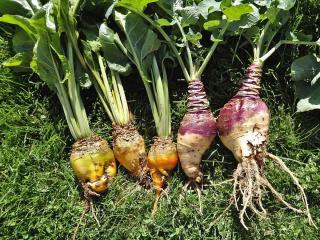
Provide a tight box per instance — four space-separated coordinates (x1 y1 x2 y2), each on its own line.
291 54 320 83
203 20 222 30
0 14 37 38
42 2 56 32
243 25 260 44
2 52 33 71
0 0 42 17
255 0 296 10
198 0 221 19
203 11 225 31
259 9 289 54
12 29 34 52
277 0 296 10
254 0 272 7
156 18 171 27
227 4 259 32
157 0 174 15
117 0 158 11
295 80 320 112
75 61 92 89
99 23 131 74
285 31 313 42
186 31 202 45
220 0 231 9
222 4 253 21
80 21 99 41
81 40 98 71
176 6 200 27
31 33 63 91
291 54 320 112
52 0 76 36
115 11 161 71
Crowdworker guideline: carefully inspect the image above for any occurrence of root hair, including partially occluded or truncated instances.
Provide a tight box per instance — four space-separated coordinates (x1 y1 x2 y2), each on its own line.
232 153 315 230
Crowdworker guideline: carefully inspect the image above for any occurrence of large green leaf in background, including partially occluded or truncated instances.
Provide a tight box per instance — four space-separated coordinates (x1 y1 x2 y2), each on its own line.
99 23 131 74
291 54 320 112
0 0 42 17
0 14 38 38
115 11 161 76
30 33 65 91
118 0 158 11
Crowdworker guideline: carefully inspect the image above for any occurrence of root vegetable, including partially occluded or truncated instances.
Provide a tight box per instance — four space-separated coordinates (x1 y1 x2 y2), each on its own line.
112 123 149 184
178 80 216 184
148 137 178 213
70 135 117 195
148 138 178 213
217 63 314 229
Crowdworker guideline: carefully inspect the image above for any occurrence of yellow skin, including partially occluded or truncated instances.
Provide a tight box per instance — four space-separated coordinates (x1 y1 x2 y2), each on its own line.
112 123 148 181
113 133 146 177
148 151 178 192
147 137 178 213
70 135 116 194
177 133 214 183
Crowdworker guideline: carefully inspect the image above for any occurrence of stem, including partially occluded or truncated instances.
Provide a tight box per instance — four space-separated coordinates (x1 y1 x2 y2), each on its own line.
175 18 194 78
195 23 229 79
67 42 91 137
111 70 125 124
115 73 130 123
256 21 271 58
55 85 78 140
161 61 171 136
49 45 83 140
71 0 84 16
97 54 120 123
260 40 320 62
117 5 190 81
152 57 166 137
56 82 82 139
123 25 160 126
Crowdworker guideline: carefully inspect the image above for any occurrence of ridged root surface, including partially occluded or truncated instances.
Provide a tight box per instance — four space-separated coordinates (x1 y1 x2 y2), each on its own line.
112 122 149 185
70 134 116 197
148 137 178 214
178 79 216 184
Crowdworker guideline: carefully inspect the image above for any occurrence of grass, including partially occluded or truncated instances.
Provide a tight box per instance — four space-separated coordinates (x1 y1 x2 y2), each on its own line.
1 2 320 239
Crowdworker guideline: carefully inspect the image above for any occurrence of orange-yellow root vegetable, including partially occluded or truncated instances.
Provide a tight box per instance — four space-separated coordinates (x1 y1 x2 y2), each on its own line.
70 135 117 197
112 122 149 184
148 137 178 214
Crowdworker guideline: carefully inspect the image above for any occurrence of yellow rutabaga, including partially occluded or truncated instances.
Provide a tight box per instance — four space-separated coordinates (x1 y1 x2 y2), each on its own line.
70 135 116 195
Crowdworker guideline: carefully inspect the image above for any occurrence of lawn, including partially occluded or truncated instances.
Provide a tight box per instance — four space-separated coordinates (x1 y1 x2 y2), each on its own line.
0 1 320 239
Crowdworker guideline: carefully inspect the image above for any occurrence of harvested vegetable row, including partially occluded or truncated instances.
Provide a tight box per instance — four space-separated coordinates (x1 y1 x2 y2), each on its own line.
79 22 149 184
113 11 178 213
115 0 255 212
216 1 318 229
118 1 252 190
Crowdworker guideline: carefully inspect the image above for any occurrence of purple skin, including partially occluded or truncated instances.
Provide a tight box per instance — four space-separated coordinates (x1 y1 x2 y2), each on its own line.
178 80 217 137
216 64 314 228
177 80 216 182
217 63 270 170
217 64 268 137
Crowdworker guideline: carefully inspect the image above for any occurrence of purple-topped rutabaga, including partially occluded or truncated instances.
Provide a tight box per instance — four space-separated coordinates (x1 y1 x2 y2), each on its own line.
216 63 313 229
177 80 217 184
179 80 217 136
